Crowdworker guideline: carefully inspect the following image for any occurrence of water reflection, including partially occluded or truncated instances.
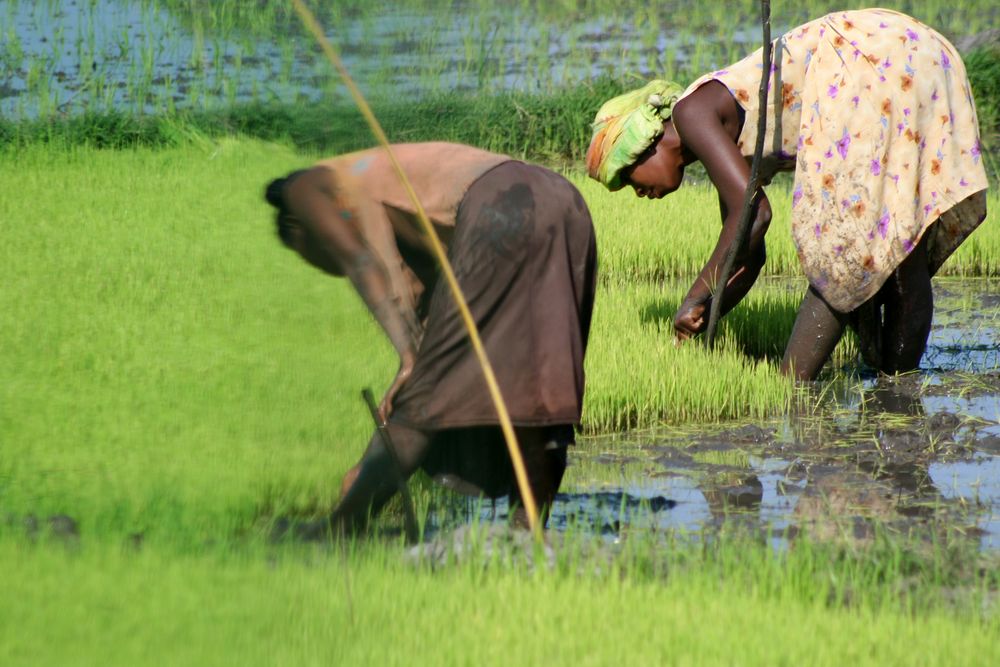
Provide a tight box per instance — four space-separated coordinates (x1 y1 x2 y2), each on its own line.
438 280 1000 550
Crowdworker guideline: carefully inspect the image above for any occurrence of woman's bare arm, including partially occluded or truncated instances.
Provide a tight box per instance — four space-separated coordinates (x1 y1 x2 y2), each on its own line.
671 81 771 336
284 168 422 378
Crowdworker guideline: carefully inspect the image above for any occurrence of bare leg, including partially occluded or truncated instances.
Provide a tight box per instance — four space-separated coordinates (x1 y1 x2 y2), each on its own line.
508 427 569 529
780 286 850 381
880 234 933 374
329 424 431 535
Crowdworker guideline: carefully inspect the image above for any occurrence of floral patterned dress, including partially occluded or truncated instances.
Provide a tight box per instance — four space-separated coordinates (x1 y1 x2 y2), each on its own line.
679 8 988 312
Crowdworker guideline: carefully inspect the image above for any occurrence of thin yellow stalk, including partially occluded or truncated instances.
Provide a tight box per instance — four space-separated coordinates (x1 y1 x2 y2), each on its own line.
289 0 540 537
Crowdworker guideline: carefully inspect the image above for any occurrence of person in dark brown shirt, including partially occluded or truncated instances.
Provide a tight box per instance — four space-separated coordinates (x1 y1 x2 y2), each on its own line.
265 142 598 534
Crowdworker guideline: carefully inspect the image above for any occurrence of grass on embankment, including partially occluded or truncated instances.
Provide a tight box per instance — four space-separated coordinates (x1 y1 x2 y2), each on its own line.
1 532 998 667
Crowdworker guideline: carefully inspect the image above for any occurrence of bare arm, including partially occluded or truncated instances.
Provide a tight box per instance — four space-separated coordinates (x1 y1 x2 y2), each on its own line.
671 81 771 337
285 168 422 386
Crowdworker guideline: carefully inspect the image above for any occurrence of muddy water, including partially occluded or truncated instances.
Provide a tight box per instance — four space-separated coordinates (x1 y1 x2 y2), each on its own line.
469 278 1000 550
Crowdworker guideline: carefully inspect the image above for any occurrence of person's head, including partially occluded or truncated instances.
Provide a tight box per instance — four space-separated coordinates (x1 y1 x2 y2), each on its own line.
586 79 686 198
264 169 346 276
265 170 307 248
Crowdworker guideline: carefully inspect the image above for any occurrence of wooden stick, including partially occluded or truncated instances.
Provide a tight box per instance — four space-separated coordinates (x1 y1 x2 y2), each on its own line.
704 0 773 348
290 0 542 538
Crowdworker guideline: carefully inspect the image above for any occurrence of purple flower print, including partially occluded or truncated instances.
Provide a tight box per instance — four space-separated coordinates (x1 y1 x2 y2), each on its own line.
903 108 911 116
793 184 803 207
906 29 919 41
851 95 860 107
878 209 890 239
814 161 822 172
870 159 881 176
714 69 729 76
932 89 939 101
827 84 839 99
836 128 851 159
897 122 905 136
879 22 889 28
941 50 952 69
841 199 850 210
903 238 915 253
834 245 844 255
971 141 981 163
924 203 933 216
882 57 892 69
960 177 969 187
825 148 834 159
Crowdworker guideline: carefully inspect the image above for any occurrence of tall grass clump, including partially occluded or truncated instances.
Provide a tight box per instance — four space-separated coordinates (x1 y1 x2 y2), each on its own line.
583 281 800 430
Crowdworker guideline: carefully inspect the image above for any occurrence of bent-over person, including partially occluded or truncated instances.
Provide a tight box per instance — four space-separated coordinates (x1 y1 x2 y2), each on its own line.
586 9 988 380
265 142 598 533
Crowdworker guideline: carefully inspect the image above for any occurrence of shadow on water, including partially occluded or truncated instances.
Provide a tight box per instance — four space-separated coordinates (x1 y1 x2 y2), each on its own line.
438 279 1000 551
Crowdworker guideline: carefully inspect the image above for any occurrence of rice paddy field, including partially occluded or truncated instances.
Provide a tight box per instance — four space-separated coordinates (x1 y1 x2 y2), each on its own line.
3 1 1000 665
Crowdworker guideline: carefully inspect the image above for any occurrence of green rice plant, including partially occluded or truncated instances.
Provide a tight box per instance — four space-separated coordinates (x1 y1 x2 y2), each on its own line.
577 173 1000 282
0 139 807 539
583 280 799 431
0 528 997 667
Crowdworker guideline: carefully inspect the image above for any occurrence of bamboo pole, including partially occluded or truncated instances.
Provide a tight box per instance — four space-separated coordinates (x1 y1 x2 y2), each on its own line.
290 0 541 537
704 0 772 348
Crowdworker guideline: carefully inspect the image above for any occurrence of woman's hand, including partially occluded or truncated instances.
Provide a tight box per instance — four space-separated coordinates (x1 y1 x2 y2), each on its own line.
378 354 416 423
674 300 707 343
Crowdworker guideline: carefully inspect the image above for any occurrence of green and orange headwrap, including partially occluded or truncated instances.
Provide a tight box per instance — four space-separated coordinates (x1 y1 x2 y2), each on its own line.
586 80 684 191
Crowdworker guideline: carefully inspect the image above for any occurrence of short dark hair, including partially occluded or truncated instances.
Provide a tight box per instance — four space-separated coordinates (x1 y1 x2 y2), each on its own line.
264 170 308 246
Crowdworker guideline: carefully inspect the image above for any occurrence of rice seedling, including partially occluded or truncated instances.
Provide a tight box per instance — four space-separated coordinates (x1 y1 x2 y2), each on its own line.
1 523 998 666
578 173 1000 282
0 139 807 537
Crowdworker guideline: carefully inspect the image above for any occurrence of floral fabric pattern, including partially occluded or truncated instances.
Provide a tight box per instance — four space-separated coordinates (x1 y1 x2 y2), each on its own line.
680 8 988 312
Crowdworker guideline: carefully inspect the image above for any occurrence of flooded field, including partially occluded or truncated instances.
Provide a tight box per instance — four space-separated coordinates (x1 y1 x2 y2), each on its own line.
444 279 1000 550
3 0 997 117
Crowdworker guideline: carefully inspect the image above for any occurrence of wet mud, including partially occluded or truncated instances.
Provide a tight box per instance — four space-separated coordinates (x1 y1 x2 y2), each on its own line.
553 279 1000 550
267 281 1000 552
427 280 1000 551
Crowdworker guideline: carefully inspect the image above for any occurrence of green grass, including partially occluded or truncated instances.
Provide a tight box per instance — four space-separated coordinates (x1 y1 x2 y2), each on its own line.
3 1 999 173
1 531 997 667
577 174 1000 283
0 140 808 537
583 280 799 430
1 139 990 538
2 136 999 666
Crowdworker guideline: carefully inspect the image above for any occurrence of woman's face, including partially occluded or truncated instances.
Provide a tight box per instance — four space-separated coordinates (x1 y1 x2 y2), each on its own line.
621 122 685 199
279 214 346 276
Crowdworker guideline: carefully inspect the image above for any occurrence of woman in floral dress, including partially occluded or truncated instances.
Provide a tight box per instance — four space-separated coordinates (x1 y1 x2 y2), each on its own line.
586 8 988 379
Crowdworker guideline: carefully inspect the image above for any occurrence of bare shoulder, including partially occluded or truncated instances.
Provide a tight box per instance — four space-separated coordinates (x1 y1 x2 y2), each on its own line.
673 80 743 144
